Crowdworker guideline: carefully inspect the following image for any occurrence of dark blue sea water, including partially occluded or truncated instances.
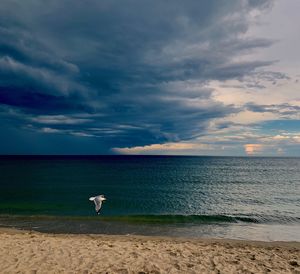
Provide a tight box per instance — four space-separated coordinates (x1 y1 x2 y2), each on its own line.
0 156 299 241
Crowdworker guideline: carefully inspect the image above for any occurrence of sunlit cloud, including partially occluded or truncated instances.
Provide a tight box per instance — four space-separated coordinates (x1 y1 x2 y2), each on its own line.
113 143 212 155
244 144 264 155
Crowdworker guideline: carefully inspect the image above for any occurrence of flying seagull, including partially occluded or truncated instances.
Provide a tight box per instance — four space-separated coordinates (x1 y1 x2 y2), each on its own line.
89 194 106 214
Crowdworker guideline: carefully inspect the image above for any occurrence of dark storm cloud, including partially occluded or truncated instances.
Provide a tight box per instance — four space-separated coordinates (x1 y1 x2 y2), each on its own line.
0 0 276 152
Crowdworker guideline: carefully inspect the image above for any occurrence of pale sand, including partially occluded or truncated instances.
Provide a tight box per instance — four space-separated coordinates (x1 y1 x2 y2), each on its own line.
0 228 300 274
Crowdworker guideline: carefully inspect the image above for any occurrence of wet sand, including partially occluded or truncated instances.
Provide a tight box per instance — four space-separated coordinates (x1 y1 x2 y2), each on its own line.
0 228 299 273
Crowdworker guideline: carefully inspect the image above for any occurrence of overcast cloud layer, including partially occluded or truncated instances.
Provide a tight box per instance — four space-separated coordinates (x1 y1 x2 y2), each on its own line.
0 0 299 155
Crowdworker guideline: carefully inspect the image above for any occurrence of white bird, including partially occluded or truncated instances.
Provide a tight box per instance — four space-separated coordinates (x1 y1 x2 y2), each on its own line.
89 194 107 214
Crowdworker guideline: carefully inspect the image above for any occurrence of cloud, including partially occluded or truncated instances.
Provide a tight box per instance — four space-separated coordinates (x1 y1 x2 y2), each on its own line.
39 126 95 138
113 142 212 155
0 56 83 95
3 0 295 154
31 115 92 125
245 102 300 117
244 144 264 155
41 127 61 134
267 133 300 144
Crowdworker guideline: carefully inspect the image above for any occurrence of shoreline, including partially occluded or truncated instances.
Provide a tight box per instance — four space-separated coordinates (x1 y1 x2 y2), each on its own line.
1 214 300 242
1 227 300 246
1 228 299 273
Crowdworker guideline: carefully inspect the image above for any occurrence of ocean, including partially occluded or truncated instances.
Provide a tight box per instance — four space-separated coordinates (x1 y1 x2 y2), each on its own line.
0 155 299 241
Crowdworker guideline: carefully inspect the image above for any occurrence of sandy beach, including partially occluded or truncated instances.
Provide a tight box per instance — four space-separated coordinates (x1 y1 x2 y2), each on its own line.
0 228 299 274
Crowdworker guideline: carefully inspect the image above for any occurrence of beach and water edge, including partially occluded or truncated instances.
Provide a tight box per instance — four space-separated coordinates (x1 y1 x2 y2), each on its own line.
1 212 300 273
1 156 299 272
1 227 300 273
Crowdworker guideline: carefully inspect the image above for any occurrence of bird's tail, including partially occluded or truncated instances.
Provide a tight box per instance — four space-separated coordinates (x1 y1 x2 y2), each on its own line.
89 197 95 201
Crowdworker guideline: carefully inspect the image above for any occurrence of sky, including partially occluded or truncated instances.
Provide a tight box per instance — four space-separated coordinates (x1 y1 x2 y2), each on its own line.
0 0 299 156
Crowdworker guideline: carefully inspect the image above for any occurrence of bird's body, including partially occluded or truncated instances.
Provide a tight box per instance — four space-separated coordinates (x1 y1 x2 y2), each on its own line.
89 194 106 214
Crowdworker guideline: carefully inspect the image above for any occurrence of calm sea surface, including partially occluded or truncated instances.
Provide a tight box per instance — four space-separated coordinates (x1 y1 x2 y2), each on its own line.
0 156 299 241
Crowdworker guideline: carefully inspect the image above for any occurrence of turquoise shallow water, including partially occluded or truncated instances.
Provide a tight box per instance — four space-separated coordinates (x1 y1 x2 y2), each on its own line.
0 156 299 241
